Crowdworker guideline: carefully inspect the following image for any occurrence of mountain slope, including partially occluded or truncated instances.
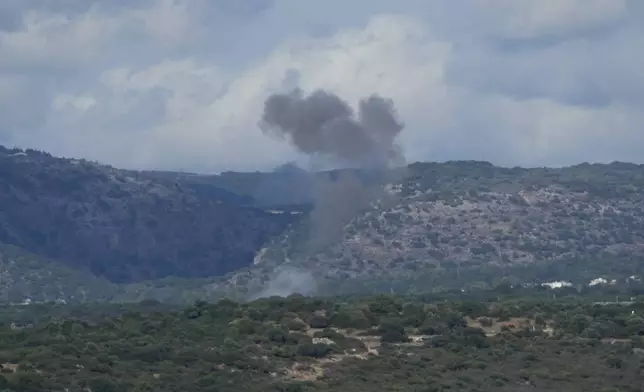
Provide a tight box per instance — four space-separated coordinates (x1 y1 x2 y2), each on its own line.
0 242 117 303
0 146 299 283
230 161 644 296
3 144 644 302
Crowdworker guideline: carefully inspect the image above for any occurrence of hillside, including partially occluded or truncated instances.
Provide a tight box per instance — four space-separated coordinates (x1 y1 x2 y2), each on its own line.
3 144 644 302
0 146 298 283
0 290 642 391
0 243 117 304
231 161 644 297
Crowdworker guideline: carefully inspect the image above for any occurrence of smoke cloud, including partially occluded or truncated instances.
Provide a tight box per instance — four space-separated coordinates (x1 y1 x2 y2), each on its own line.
259 88 405 169
307 169 384 248
259 87 407 245
253 87 406 299
250 267 318 300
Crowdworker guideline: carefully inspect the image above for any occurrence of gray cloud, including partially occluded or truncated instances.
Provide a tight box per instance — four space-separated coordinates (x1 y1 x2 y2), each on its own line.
0 0 643 172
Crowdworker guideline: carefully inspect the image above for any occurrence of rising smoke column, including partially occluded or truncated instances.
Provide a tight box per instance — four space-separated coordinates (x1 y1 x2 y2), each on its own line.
259 88 406 250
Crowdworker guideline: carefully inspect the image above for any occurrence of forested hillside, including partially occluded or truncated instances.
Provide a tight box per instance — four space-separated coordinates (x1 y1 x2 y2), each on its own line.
3 145 644 303
0 146 297 283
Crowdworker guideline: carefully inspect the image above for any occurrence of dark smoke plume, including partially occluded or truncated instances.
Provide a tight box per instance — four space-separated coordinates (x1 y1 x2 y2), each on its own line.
255 88 406 298
260 88 405 169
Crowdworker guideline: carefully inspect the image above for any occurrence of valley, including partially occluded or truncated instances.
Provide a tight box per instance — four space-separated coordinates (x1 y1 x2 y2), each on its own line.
2 145 644 303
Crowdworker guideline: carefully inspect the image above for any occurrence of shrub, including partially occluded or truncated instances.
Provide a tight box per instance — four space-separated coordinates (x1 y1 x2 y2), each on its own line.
478 317 494 328
285 319 308 332
378 319 409 343
297 343 332 358
309 315 330 329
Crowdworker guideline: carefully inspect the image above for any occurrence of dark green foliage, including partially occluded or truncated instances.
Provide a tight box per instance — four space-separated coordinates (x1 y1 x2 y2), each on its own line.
0 243 117 303
0 146 298 284
297 343 332 358
308 314 330 329
329 308 371 329
378 319 409 343
285 318 308 332
431 327 489 349
0 291 639 391
86 377 121 392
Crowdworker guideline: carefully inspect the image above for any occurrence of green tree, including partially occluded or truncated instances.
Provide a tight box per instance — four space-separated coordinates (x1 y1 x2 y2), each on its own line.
378 319 409 343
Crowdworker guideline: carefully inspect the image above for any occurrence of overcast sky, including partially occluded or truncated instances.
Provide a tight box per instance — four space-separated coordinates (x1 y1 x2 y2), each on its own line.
1 0 643 172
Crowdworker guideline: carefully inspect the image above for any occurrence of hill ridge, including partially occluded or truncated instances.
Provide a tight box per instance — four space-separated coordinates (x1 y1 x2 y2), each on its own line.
3 144 644 302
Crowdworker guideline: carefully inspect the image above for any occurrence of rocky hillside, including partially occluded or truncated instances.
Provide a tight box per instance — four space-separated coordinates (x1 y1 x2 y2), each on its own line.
0 146 299 283
232 161 644 296
3 144 644 302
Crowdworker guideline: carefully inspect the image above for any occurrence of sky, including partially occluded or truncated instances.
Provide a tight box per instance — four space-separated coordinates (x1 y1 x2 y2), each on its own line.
1 0 643 173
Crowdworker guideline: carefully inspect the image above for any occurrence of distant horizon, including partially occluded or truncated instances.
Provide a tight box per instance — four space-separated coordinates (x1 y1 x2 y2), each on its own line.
3 142 643 175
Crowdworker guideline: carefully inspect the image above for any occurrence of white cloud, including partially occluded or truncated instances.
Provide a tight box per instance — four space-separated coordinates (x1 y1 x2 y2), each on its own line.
0 0 643 172
467 0 627 39
52 94 97 112
0 9 122 71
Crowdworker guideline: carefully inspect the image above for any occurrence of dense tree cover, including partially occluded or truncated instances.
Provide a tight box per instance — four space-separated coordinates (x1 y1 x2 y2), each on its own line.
0 289 641 391
0 146 297 284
